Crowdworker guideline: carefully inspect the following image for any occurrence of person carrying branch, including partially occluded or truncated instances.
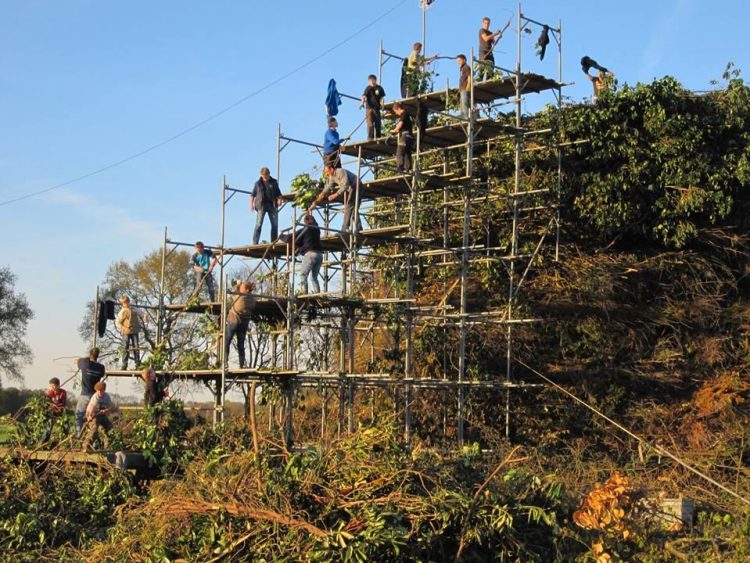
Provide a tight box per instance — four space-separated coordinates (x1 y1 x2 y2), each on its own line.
116 295 143 370
360 74 386 140
224 281 256 368
82 381 118 451
191 241 218 302
403 42 439 97
581 56 616 101
478 16 509 82
308 165 361 235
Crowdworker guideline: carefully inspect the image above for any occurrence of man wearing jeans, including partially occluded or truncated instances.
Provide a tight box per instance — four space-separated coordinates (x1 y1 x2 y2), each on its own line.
250 167 283 245
74 348 105 437
457 54 471 119
295 215 324 294
191 241 218 301
224 281 256 368
391 103 415 173
115 295 143 370
309 165 361 234
360 74 386 140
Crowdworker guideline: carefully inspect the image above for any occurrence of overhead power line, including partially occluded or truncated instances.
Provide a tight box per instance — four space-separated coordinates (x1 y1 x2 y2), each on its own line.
0 0 408 208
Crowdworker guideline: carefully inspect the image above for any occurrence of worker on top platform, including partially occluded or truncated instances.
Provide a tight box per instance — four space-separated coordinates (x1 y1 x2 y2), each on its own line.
582 56 615 101
250 166 283 244
402 42 439 98
323 117 343 169
116 295 144 371
309 165 361 235
478 16 508 82
391 103 415 174
457 54 472 119
360 74 386 140
224 281 256 368
191 241 218 302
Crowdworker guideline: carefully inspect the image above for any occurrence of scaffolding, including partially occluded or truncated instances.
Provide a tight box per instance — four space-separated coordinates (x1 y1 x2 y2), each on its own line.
103 4 565 446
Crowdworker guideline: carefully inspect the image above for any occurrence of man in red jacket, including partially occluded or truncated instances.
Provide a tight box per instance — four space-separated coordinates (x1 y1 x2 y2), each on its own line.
41 377 68 443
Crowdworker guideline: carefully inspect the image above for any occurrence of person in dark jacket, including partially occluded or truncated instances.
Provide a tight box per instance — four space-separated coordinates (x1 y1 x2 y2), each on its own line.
391 103 415 173
140 367 164 407
360 74 386 140
294 215 324 294
250 167 283 244
74 347 105 436
224 281 257 368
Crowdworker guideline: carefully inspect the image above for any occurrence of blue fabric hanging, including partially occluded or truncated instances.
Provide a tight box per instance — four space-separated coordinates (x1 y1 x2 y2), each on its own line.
325 78 342 117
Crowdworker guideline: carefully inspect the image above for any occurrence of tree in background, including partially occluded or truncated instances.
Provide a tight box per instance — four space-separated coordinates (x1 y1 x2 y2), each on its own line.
0 266 33 386
78 248 216 369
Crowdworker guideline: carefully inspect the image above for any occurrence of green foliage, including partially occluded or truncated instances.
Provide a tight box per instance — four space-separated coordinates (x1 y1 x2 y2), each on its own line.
291 172 323 209
14 393 73 448
560 75 750 248
0 459 135 554
131 399 193 470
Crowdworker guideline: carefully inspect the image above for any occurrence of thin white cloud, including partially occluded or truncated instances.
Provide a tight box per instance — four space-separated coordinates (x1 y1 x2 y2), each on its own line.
640 0 698 82
43 188 161 244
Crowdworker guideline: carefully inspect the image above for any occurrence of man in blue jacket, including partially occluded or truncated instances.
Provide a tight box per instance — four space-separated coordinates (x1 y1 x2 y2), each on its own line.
323 117 342 168
250 167 283 244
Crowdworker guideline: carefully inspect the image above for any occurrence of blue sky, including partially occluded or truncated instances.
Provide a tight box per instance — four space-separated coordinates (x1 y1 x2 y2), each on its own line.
0 0 747 397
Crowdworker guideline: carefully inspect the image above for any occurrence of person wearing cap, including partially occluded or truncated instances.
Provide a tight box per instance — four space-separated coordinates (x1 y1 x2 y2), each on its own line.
116 295 144 370
82 380 118 451
250 167 283 245
74 347 105 437
40 377 68 443
360 74 386 140
224 281 256 368
191 241 218 301
323 117 343 168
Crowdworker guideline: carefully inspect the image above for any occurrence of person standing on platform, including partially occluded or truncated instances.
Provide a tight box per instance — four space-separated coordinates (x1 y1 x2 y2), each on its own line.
478 17 506 82
250 167 283 244
323 117 342 168
40 377 68 443
75 348 105 437
82 381 117 451
360 74 386 140
191 241 217 302
294 215 324 294
116 295 143 370
309 165 361 234
224 281 256 368
403 42 439 98
457 54 471 119
391 103 415 173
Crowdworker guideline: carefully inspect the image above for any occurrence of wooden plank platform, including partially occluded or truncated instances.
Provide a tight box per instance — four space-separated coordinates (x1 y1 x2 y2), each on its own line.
222 225 412 258
166 297 288 321
340 117 517 159
0 446 148 470
382 73 561 114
